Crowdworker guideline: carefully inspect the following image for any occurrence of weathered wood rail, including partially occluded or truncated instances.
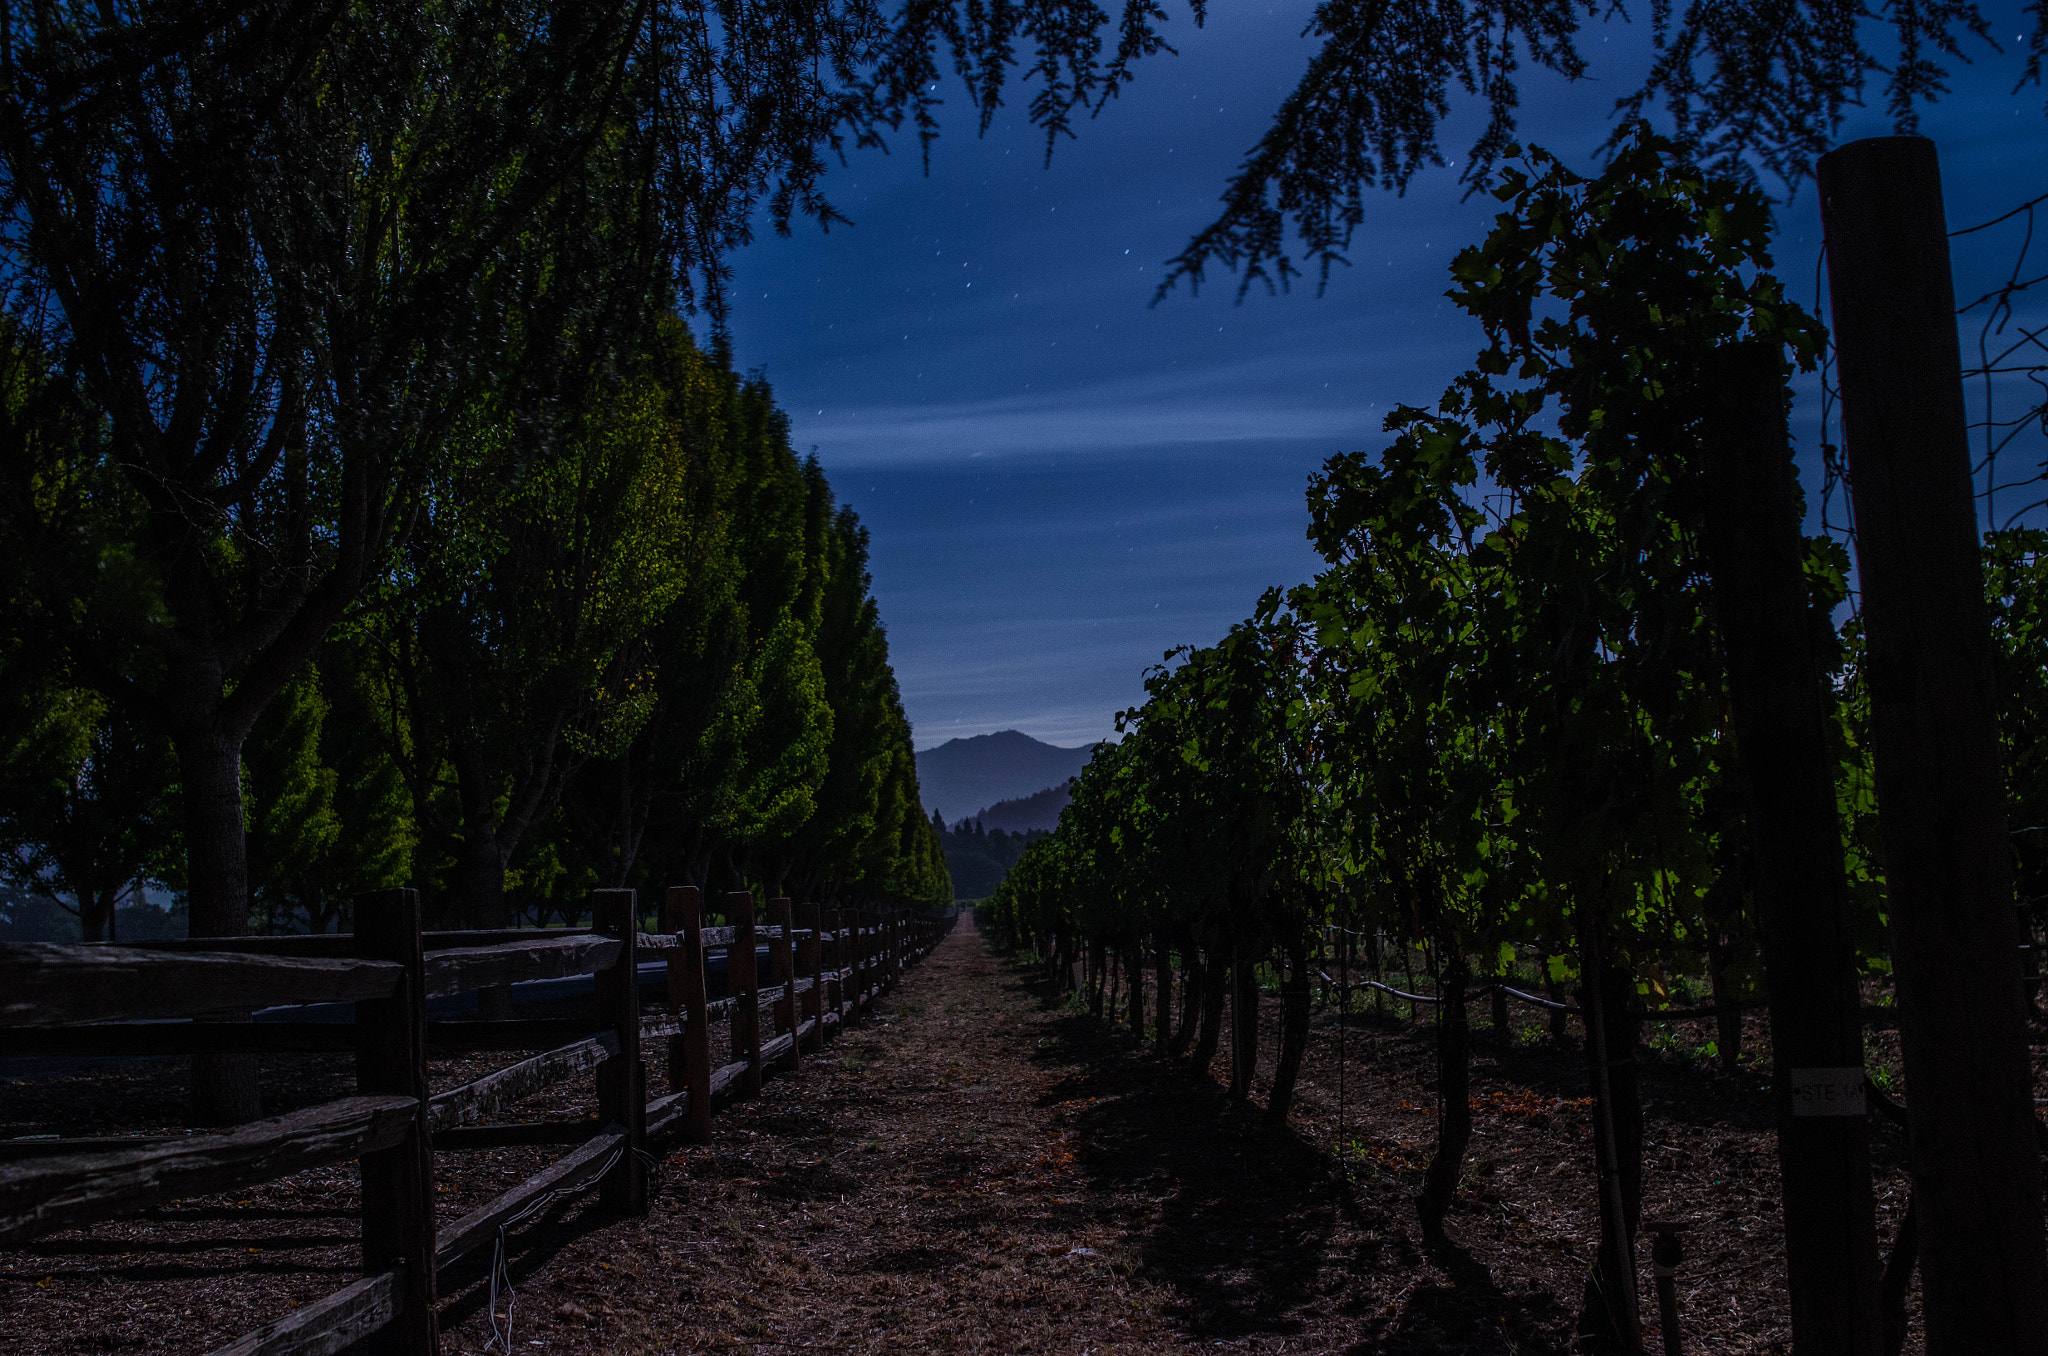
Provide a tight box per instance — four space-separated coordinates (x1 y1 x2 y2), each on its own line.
0 887 954 1354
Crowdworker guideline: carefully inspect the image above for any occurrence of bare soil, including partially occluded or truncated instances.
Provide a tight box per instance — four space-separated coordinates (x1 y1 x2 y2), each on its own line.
0 918 1951 1354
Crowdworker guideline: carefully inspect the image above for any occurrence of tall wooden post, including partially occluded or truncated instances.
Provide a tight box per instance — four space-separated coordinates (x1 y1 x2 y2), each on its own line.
664 886 712 1145
796 901 824 1053
767 896 798 1072
593 889 646 1213
1821 133 2048 1354
1699 339 1883 1356
729 891 762 1099
353 888 437 1354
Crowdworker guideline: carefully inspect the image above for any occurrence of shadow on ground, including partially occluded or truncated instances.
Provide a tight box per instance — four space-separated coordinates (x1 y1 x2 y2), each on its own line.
1005 970 1574 1353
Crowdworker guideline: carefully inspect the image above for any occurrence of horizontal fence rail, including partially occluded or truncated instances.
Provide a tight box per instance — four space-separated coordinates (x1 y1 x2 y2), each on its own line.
0 888 956 1355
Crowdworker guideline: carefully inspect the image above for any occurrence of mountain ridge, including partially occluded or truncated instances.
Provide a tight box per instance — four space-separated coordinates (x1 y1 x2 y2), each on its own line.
914 729 1098 824
966 783 1071 834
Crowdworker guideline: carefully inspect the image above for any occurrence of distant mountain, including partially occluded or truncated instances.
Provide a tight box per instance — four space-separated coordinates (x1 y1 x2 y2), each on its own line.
969 783 1071 834
915 729 1098 824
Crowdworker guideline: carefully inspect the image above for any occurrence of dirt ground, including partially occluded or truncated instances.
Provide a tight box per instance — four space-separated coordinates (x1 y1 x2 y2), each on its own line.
0 917 1943 1354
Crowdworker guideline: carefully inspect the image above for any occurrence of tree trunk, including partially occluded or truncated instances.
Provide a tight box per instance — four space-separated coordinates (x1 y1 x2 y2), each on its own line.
176 724 251 938
1707 935 1744 1074
174 722 262 1125
459 816 514 1021
1189 954 1227 1079
1170 949 1203 1058
1127 943 1146 1035
1087 937 1105 1016
453 745 520 1019
1578 957 1646 1351
1369 931 1385 1021
1540 949 1569 1042
1155 931 1174 1051
1266 942 1313 1126
1229 939 1260 1101
1418 955 1472 1246
78 884 118 945
1490 979 1510 1042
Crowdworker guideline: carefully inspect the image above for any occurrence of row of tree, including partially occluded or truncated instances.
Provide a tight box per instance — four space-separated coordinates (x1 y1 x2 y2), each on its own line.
1 312 952 942
980 131 2048 1354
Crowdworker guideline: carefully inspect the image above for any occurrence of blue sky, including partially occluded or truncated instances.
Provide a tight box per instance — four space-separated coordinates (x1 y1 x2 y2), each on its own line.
722 0 2048 748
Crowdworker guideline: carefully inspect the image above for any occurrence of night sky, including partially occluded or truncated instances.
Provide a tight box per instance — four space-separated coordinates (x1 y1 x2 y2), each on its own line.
724 0 2048 749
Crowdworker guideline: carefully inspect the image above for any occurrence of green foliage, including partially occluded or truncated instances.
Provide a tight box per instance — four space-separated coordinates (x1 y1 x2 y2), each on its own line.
990 129 1903 1025
938 818 1046 900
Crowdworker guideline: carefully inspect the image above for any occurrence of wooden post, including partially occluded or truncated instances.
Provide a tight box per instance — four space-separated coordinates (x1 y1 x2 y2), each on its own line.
767 897 798 1073
1699 339 1883 1356
592 889 646 1213
821 907 841 1030
1821 134 2048 1354
878 909 889 992
352 888 437 1354
859 909 874 1012
796 901 824 1053
729 892 762 1098
846 908 862 1018
881 908 893 992
664 886 712 1145
834 907 851 1025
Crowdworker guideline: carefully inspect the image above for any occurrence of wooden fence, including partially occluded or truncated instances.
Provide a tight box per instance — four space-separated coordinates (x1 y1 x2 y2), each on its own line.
0 886 954 1354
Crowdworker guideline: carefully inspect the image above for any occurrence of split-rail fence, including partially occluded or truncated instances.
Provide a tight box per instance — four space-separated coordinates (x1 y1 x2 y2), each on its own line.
0 886 953 1354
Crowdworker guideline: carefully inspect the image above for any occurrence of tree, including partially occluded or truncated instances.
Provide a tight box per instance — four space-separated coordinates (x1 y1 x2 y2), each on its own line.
1165 0 2036 295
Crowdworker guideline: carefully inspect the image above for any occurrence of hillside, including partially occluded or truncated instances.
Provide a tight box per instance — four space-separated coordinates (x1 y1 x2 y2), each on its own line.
971 784 1072 834
937 822 1047 900
915 729 1097 824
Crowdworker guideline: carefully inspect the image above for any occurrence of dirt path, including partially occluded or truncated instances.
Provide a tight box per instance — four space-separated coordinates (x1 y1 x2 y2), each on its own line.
436 918 1474 1355
441 916 1225 1353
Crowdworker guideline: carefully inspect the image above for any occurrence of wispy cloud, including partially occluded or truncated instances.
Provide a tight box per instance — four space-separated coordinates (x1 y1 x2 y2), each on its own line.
800 370 1389 465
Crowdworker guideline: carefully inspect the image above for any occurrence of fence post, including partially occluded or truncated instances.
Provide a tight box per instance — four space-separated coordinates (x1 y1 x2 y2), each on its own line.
1820 134 2048 1353
729 892 762 1099
593 889 646 1213
858 908 873 1014
353 888 437 1354
796 901 824 1053
664 886 712 1145
1699 338 1883 1356
767 896 798 1073
827 907 847 1029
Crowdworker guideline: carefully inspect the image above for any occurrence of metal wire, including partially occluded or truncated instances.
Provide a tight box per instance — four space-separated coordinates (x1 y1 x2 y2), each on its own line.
483 1140 635 1354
